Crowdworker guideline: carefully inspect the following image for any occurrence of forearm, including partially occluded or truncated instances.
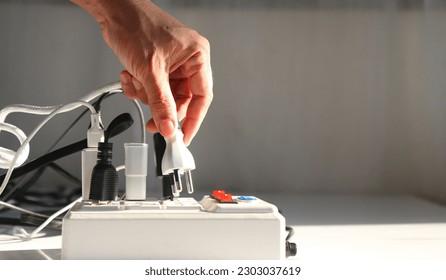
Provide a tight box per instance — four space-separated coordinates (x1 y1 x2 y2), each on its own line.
71 0 183 43
71 0 147 23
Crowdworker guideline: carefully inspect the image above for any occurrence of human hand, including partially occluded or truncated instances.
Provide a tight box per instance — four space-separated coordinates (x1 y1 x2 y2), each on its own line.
72 0 213 145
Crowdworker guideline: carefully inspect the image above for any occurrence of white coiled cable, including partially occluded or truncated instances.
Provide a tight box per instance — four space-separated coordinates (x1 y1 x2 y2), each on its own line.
0 81 121 170
0 101 97 197
0 81 150 242
0 122 29 169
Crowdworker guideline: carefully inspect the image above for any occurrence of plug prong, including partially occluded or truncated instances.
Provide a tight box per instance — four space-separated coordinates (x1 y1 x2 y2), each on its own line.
170 174 179 197
185 170 194 194
173 169 182 192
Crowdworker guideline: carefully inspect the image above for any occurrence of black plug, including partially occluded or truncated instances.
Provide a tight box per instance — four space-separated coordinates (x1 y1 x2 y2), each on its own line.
88 113 132 201
153 133 174 200
89 142 118 201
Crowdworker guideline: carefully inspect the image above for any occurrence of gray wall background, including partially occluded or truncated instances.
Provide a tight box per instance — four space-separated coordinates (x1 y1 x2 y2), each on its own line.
1 0 446 203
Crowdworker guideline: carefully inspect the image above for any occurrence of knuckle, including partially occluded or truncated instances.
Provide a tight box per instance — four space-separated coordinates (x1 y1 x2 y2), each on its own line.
199 36 211 50
185 29 210 54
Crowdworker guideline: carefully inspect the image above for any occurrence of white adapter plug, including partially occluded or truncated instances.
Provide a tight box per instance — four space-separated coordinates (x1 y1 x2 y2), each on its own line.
82 113 105 200
161 127 195 195
87 113 104 148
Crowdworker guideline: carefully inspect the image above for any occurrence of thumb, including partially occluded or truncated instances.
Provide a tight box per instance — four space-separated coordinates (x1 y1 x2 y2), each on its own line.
143 70 178 139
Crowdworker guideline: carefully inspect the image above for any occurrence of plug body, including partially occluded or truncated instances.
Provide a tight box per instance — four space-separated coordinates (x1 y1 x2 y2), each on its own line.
87 113 104 147
161 128 195 174
82 113 105 200
89 142 118 201
160 128 195 197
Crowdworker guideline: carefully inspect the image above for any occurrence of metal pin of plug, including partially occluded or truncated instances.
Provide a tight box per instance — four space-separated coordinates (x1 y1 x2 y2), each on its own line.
185 170 194 194
173 169 183 192
170 174 179 197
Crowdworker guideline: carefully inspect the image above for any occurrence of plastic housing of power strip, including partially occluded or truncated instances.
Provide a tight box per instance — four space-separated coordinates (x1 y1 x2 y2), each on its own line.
61 195 286 259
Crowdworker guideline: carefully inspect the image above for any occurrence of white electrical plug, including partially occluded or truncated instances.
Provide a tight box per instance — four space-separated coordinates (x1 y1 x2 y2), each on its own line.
82 113 105 200
161 127 195 195
87 113 104 148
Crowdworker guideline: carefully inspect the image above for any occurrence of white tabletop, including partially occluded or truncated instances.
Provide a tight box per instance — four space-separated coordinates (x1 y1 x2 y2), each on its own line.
262 193 446 261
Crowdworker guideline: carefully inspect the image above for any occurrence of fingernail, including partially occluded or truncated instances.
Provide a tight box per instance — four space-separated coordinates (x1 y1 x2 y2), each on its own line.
132 78 142 91
184 135 191 146
185 140 191 147
159 119 175 138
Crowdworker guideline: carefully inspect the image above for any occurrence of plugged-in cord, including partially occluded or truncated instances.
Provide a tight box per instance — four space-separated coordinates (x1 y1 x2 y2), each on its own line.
0 200 49 219
0 112 135 202
0 164 129 242
0 139 87 191
0 102 97 225
24 197 81 240
0 83 144 195
0 82 122 171
0 92 111 204
88 89 146 144
0 82 144 242
286 226 294 241
3 89 145 204
5 163 81 207
0 82 121 124
0 101 97 198
0 197 82 242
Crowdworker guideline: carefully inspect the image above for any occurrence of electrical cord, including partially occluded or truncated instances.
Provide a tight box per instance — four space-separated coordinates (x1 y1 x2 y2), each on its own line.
3 90 143 205
5 168 50 205
0 81 122 170
0 139 87 193
1 101 92 205
0 122 130 227
0 113 134 202
0 82 146 242
26 197 81 240
0 101 97 198
47 163 82 185
286 226 294 240
0 197 80 242
0 102 97 216
0 86 145 202
17 188 81 208
0 82 121 125
0 200 49 219
20 90 144 196
279 209 297 257
85 89 146 143
19 213 62 230
93 89 146 143
0 197 82 242
0 163 81 206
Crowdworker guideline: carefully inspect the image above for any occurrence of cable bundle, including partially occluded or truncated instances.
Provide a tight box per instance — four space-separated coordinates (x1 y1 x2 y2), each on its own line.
0 81 145 241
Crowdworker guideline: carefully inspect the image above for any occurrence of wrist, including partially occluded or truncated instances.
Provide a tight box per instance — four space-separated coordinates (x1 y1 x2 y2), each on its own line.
71 0 107 23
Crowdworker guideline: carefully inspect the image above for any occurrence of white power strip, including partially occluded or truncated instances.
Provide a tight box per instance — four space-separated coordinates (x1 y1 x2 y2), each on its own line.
61 195 287 259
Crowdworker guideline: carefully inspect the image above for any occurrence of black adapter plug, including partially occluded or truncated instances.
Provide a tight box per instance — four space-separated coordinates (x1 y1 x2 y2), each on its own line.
89 142 118 201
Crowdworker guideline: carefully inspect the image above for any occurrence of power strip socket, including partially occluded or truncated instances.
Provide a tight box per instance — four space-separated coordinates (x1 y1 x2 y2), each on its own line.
61 194 287 259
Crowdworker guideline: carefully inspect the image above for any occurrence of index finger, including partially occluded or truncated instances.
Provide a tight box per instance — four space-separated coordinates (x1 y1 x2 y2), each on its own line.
143 55 178 139
181 63 213 146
